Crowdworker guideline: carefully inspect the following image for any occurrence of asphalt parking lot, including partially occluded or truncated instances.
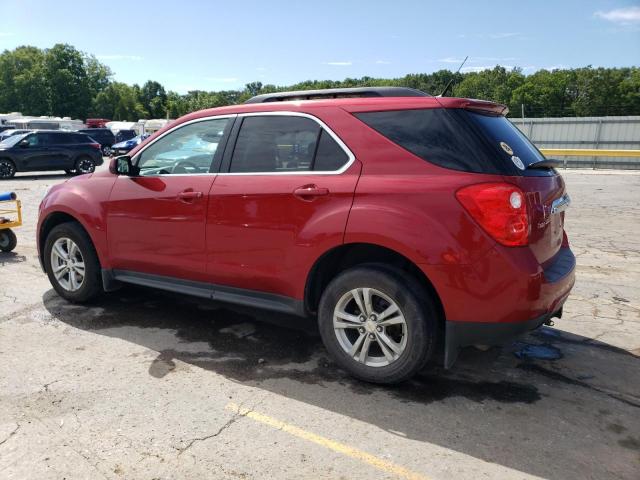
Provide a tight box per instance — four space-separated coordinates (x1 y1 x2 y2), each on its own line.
1 167 639 480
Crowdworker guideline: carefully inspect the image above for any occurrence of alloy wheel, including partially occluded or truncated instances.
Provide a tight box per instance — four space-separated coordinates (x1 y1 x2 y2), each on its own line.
50 237 85 292
333 287 408 367
0 160 15 179
76 158 95 174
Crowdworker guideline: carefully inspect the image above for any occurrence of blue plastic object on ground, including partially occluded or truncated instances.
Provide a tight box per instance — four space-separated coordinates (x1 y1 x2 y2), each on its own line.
0 192 17 201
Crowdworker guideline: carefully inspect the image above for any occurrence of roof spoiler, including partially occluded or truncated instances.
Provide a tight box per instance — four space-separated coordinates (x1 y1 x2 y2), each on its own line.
244 87 430 104
459 99 509 116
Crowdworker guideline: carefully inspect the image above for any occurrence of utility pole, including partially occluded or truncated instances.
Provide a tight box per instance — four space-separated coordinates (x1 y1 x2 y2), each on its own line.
521 103 525 120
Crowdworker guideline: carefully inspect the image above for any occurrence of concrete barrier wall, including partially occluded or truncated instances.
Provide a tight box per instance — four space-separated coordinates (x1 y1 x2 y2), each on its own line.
511 116 640 169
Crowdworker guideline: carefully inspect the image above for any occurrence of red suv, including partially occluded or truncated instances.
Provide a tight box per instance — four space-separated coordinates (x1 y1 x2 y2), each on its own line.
37 87 575 384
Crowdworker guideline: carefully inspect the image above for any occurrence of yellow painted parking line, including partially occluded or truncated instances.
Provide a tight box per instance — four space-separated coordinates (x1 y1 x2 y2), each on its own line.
226 402 430 480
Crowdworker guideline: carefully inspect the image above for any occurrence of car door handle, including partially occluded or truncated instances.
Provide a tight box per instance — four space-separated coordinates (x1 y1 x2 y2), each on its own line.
293 185 329 201
177 190 203 202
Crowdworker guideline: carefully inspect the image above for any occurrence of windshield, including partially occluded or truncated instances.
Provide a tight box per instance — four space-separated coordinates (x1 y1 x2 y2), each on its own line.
0 133 29 147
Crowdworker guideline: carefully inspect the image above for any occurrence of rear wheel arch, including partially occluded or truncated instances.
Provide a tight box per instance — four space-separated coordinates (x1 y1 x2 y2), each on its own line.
305 243 445 322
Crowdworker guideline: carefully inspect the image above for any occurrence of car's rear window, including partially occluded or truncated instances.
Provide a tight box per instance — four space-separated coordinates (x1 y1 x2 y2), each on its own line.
355 108 547 175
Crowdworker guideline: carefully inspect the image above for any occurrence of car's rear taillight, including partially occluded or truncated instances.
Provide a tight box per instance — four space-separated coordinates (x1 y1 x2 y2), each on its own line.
456 182 529 247
89 143 101 150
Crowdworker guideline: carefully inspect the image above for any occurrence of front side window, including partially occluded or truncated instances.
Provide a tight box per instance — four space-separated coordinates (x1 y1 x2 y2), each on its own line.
136 118 230 176
25 133 44 147
229 115 350 173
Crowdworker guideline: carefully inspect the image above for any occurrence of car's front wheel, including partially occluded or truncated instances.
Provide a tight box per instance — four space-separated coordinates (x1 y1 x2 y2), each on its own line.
44 222 102 302
0 159 16 179
75 156 96 174
318 264 438 384
102 146 112 156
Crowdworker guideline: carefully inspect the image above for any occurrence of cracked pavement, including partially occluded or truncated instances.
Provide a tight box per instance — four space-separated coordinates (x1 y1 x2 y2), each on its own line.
0 169 639 479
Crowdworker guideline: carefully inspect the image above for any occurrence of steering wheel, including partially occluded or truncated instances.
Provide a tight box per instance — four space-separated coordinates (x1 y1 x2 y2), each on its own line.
171 160 199 174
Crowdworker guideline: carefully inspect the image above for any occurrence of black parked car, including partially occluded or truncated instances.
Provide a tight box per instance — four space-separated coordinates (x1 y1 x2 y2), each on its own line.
77 128 115 156
0 131 104 179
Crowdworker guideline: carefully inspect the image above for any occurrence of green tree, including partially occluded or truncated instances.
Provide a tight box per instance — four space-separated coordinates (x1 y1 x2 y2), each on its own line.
44 43 92 118
84 54 112 105
511 69 577 117
92 82 147 121
0 46 49 115
139 80 167 118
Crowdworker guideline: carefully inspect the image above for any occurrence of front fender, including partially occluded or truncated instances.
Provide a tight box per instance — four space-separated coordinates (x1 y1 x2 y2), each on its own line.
38 174 116 268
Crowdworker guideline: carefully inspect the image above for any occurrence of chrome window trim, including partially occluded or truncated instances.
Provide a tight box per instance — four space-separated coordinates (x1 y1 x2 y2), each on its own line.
131 111 355 177
131 115 236 177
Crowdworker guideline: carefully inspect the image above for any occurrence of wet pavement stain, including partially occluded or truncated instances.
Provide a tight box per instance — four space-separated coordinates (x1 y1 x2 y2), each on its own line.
149 351 177 378
607 423 627 434
42 287 546 405
618 436 640 451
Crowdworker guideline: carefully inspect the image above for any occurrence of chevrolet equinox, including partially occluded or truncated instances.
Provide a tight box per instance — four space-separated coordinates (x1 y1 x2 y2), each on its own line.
37 87 575 383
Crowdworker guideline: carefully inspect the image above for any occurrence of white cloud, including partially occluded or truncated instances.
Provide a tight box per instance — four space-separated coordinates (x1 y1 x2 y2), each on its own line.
543 64 568 71
97 54 143 61
439 56 465 64
595 6 640 24
461 65 514 73
488 32 520 39
324 61 352 66
375 60 391 64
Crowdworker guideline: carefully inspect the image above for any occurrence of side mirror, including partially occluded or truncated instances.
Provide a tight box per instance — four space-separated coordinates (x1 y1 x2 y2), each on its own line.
18 139 29 148
109 156 138 176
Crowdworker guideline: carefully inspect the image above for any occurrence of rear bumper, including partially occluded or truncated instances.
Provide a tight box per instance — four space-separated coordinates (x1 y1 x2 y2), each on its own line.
432 246 575 368
444 308 564 368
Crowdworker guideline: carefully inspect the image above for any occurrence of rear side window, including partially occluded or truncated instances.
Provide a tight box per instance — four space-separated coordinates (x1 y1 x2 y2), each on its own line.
48 133 74 144
314 130 349 171
355 109 530 175
229 115 350 173
73 133 91 143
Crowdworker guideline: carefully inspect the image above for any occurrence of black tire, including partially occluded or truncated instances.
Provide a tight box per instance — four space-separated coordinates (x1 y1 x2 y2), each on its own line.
0 228 17 252
0 158 16 179
318 264 439 384
75 156 96 174
44 222 102 303
102 146 112 156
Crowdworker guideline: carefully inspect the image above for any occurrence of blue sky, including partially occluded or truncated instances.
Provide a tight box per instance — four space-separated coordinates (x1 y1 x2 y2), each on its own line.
1 0 638 93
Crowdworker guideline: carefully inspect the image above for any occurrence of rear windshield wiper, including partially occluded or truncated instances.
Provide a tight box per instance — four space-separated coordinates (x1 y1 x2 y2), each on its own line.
527 159 559 170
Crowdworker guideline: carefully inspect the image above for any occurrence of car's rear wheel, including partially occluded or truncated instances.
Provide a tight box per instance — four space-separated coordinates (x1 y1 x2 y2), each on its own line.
44 222 102 302
102 146 112 156
0 228 17 252
0 159 16 179
75 156 96 174
318 264 438 384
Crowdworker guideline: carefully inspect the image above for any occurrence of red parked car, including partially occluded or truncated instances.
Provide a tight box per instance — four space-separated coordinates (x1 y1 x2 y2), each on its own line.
37 87 574 384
